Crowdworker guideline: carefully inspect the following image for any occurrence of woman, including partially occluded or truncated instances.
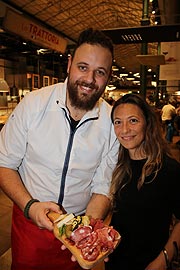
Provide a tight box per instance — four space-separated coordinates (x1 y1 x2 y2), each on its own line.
106 94 180 270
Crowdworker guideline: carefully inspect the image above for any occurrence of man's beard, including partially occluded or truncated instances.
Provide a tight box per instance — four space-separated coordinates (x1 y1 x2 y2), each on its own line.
67 78 105 111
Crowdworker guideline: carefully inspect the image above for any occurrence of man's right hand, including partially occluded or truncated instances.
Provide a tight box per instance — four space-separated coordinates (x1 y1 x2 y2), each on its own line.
28 201 63 231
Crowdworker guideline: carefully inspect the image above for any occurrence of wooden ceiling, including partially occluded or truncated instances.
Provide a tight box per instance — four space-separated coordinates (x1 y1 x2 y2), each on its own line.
0 0 179 74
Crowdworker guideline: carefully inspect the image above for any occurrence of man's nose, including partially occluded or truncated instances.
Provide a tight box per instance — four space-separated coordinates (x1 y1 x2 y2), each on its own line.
83 70 95 83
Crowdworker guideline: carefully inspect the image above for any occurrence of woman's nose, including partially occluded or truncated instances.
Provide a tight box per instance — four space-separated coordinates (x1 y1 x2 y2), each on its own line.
122 122 129 133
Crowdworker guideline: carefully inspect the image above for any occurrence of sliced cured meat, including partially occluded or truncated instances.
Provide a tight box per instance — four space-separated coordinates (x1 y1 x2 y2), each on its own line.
81 245 100 261
76 231 98 249
96 226 114 249
70 225 92 243
90 218 105 231
48 211 121 269
109 227 120 241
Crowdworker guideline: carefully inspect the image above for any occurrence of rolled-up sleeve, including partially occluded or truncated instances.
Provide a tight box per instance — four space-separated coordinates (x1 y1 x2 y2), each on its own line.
0 95 31 170
91 125 119 196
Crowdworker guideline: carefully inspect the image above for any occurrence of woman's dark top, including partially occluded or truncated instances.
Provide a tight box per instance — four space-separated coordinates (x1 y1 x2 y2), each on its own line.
106 155 180 270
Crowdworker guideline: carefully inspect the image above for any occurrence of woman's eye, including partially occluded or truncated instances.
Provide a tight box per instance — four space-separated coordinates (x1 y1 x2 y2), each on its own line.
114 120 121 125
130 118 138 124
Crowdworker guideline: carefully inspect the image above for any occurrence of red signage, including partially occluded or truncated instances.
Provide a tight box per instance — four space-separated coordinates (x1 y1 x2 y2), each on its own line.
3 9 67 53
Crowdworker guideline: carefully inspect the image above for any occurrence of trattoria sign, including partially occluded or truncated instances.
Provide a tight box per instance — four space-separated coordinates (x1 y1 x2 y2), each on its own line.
3 9 67 53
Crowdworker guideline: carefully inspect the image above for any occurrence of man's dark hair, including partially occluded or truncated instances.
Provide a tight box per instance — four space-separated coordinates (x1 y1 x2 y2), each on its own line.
72 28 114 60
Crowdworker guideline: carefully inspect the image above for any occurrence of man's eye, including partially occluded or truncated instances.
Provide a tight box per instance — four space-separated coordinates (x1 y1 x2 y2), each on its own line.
79 66 87 71
96 70 105 77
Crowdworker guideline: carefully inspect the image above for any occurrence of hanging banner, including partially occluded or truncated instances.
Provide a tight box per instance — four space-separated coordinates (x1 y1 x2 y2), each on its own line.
159 41 180 80
3 9 67 53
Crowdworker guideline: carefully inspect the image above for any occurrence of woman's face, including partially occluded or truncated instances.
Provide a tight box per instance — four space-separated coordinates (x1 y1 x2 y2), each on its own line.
113 103 146 159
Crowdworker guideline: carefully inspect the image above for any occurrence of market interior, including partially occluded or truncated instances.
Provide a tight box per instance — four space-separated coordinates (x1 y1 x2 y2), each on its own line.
0 0 180 269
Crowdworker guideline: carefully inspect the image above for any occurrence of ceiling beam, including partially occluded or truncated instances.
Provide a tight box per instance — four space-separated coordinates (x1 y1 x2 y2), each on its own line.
102 24 180 44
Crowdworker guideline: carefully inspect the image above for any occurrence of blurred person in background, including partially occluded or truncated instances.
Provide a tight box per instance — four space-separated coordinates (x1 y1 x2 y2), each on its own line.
161 97 176 143
106 93 180 270
174 101 180 136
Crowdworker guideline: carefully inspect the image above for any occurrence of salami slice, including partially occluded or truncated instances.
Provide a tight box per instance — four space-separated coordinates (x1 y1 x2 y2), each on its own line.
70 225 92 243
81 245 100 261
76 231 98 249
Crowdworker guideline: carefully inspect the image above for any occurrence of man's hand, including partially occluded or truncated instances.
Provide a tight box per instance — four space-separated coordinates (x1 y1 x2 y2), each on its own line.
28 201 63 231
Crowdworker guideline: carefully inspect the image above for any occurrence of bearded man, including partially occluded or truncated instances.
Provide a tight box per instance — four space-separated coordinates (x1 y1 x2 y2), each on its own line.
0 28 119 270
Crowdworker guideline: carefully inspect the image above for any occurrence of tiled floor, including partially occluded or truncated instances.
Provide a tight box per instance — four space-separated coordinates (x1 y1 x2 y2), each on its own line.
0 136 180 270
0 249 11 270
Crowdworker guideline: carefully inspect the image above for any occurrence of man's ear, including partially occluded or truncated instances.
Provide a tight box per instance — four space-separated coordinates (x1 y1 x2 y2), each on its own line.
67 55 72 73
107 69 112 83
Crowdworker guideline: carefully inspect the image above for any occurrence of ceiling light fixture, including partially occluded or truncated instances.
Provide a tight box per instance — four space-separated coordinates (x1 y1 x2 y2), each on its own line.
112 66 119 71
0 79 9 92
120 73 128 77
106 85 116 91
126 77 135 81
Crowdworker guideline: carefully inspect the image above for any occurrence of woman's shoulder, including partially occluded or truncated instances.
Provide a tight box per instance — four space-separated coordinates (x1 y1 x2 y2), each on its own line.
163 154 180 170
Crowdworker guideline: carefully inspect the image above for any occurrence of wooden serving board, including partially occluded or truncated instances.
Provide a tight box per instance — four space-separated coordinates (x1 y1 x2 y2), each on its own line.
53 224 120 270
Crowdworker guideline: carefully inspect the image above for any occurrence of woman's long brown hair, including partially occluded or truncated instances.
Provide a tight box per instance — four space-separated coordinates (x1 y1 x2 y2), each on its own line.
109 94 172 203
